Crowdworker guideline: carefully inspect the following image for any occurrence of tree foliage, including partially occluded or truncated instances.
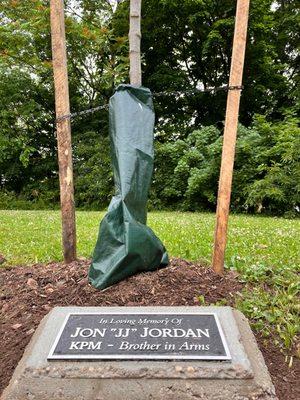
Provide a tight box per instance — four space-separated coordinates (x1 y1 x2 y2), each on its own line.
0 0 299 215
113 0 299 132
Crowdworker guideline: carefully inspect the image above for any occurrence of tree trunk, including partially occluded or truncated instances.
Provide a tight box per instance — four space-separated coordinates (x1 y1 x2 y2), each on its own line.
129 0 142 86
50 0 77 263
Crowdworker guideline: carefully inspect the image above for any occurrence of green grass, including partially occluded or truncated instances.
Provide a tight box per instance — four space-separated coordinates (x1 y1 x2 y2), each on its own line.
0 210 299 267
0 210 299 355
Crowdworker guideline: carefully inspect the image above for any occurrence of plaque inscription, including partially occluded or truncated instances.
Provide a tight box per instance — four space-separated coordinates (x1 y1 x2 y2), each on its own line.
48 312 231 360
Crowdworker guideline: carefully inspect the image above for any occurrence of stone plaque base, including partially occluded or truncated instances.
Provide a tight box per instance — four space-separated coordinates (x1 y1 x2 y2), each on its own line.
2 306 277 400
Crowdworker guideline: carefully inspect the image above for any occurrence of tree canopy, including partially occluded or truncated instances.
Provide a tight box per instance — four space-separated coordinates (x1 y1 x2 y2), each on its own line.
0 0 299 215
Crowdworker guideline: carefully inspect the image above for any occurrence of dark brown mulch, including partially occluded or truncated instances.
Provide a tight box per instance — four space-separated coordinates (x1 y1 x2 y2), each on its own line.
0 258 299 400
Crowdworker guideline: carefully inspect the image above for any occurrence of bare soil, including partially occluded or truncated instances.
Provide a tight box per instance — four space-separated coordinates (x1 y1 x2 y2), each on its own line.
0 258 299 399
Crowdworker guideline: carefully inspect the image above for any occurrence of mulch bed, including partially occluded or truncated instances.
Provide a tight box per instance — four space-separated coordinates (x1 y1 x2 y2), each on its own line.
0 258 299 400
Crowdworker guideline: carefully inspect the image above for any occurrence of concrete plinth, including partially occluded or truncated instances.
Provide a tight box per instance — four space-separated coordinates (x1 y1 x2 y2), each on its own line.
1 306 277 400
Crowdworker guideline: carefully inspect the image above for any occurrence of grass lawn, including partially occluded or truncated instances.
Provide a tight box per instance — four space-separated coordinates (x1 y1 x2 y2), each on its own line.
0 210 298 267
0 210 299 355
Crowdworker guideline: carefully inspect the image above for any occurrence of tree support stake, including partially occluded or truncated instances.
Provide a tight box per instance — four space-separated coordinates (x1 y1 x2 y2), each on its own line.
50 0 76 263
212 0 250 274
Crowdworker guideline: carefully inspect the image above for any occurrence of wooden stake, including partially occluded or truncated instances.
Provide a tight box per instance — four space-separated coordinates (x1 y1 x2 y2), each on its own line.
50 0 76 263
212 0 250 274
129 0 142 85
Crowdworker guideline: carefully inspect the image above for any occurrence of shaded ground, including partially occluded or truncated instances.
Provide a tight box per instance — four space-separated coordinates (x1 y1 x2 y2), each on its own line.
0 258 299 399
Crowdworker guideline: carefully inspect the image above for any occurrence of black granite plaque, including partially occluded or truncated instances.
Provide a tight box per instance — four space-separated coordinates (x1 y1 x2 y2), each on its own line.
48 312 231 360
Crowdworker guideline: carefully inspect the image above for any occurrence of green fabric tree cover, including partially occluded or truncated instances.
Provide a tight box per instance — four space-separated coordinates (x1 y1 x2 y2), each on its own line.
89 84 169 290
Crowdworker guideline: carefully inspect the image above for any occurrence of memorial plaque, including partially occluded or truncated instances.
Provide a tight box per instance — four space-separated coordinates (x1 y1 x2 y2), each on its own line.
48 311 231 360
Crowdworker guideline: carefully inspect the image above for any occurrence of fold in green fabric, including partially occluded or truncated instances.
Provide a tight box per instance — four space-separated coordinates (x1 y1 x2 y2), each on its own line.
89 84 169 290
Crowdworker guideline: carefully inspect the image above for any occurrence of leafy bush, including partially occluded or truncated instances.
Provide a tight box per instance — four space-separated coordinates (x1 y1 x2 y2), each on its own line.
151 114 300 215
74 132 113 209
1 114 299 215
244 114 300 215
0 190 59 210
